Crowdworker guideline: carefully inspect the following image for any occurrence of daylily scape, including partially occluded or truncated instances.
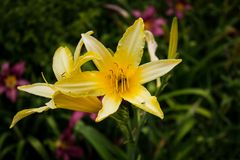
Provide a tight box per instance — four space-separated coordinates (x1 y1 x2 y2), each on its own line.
10 18 181 128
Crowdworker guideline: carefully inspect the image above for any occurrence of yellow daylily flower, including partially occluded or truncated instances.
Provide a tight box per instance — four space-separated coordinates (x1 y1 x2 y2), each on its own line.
55 18 182 122
10 33 101 128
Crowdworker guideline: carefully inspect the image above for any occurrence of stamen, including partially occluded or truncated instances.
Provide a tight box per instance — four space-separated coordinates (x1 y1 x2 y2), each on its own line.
108 70 114 89
41 72 49 83
126 75 129 90
123 74 125 93
106 66 129 94
109 70 114 75
121 74 124 93
115 74 118 93
113 62 119 68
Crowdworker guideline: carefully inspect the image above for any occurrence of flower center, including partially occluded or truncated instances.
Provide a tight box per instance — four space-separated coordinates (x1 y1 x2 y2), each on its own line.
106 64 129 94
4 75 17 88
176 3 185 12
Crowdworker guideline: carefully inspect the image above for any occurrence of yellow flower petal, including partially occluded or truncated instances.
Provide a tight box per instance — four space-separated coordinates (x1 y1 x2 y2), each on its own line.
45 99 57 109
55 71 104 97
114 18 145 67
10 105 51 128
52 47 74 80
96 94 122 122
53 92 101 113
122 85 163 119
73 51 100 72
18 83 55 98
168 17 178 59
73 31 94 62
138 59 182 84
81 34 113 70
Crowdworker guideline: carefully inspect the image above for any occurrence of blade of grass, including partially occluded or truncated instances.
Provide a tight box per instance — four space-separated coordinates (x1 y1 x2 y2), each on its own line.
75 121 127 160
158 88 216 107
28 136 49 160
15 140 25 160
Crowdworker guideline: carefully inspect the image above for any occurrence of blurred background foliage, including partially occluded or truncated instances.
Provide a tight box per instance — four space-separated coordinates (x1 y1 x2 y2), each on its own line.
0 0 240 159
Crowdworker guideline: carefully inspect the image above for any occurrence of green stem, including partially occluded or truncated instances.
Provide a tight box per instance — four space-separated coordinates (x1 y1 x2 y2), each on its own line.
127 123 134 143
127 119 135 160
127 110 148 160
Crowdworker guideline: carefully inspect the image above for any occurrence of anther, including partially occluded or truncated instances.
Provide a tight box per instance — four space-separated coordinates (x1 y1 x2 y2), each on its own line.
113 63 119 68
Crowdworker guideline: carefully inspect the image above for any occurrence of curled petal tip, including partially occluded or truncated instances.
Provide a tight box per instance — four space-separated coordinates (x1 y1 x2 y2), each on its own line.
136 17 144 23
9 106 51 128
95 117 101 122
159 113 164 119
17 85 26 90
174 59 182 64
9 124 14 129
81 31 94 38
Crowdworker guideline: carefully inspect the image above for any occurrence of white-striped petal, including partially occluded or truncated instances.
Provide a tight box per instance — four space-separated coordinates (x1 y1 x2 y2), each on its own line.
55 71 104 97
138 59 182 84
114 18 145 67
18 83 55 98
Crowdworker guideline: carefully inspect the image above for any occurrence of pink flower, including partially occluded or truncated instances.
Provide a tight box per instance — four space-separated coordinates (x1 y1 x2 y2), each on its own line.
56 112 96 160
68 111 96 129
166 0 192 20
132 6 166 36
0 61 29 103
56 128 84 160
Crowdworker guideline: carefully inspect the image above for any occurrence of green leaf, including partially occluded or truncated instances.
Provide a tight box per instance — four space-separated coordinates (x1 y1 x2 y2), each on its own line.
158 88 216 107
0 132 10 150
15 140 25 160
175 142 195 160
46 116 60 136
75 121 127 160
170 104 212 119
0 144 15 160
174 118 195 144
27 136 49 160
